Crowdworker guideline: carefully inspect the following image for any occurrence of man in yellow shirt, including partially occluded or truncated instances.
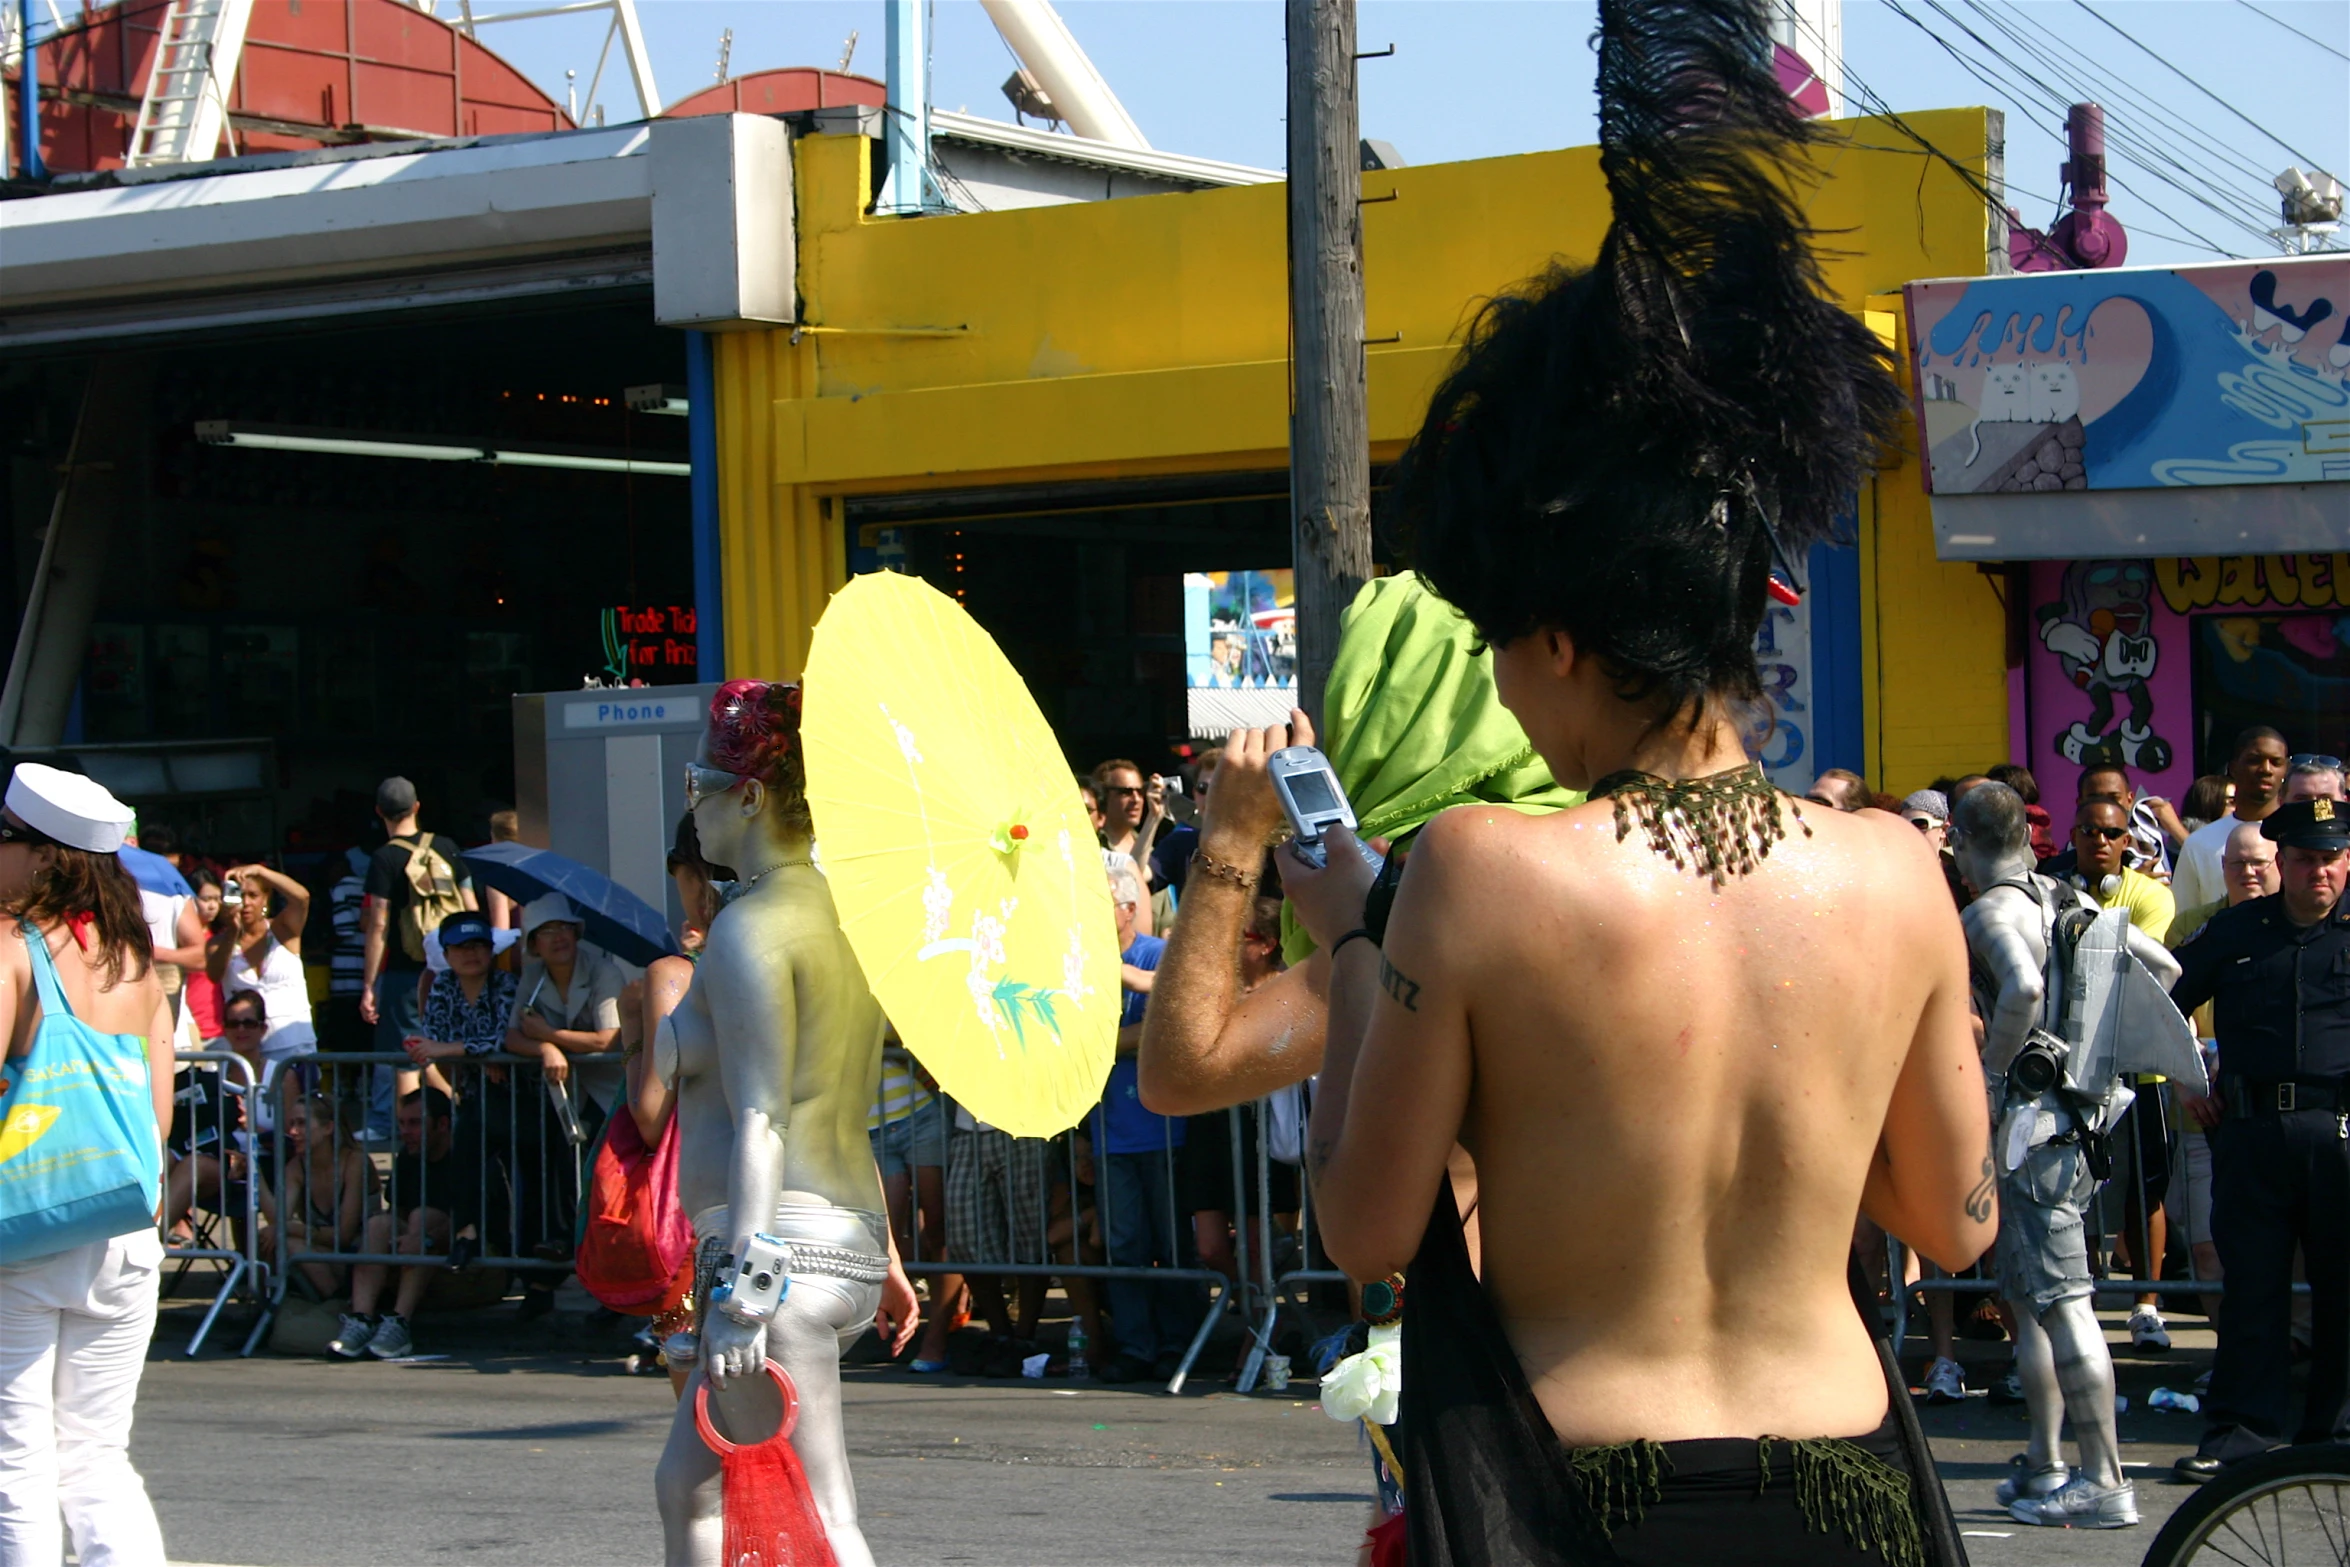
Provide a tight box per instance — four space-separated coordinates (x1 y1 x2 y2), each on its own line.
2069 797 2179 1349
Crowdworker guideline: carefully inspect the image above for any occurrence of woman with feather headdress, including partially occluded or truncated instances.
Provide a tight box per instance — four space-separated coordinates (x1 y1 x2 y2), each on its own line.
1276 2 1992 1561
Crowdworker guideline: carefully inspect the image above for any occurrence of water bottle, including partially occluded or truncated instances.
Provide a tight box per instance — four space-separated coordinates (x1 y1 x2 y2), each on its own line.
2149 1387 2200 1413
1066 1317 1090 1379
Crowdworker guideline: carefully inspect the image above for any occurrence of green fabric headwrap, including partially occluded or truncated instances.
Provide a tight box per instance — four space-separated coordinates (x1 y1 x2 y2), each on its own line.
1281 572 1582 964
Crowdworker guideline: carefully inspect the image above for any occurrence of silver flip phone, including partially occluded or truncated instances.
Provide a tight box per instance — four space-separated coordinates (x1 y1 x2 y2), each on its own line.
1267 746 1358 869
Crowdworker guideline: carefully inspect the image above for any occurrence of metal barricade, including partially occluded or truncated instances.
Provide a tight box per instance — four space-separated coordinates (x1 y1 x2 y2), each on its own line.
262 1048 627 1331
159 1049 272 1356
883 1094 1236 1393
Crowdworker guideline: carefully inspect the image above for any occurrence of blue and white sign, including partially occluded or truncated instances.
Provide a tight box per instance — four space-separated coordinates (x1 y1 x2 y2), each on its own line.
563 697 691 729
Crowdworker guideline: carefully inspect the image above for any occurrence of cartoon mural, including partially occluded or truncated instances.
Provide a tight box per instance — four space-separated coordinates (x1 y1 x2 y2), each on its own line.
1905 255 2350 494
2026 560 2194 813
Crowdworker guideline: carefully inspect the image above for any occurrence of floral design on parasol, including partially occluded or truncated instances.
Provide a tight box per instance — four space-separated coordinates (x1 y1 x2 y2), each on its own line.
802 571 1119 1138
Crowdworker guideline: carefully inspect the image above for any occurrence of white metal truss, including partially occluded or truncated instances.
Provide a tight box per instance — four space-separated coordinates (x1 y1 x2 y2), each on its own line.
125 0 255 166
447 0 660 123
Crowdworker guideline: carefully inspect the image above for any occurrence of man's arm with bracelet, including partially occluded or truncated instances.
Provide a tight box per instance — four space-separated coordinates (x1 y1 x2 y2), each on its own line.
1137 712 1332 1116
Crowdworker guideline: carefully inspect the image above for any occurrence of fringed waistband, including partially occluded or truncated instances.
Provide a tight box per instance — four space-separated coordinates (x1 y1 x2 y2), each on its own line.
1565 1414 1922 1567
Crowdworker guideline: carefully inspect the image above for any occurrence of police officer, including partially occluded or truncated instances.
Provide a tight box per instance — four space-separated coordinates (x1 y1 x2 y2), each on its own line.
2172 796 2350 1480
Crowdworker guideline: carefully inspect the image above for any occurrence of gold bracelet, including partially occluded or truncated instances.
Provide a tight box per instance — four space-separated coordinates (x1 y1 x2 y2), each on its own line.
1191 849 1260 891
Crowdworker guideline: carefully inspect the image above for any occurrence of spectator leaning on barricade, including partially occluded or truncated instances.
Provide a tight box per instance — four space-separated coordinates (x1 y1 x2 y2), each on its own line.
359 777 476 1144
330 1086 493 1362
940 1094 1051 1372
162 986 269 1243
2163 819 2283 1330
2169 794 2350 1481
0 765 174 1564
504 893 623 1319
403 911 519 1097
261 1091 377 1300
1092 851 1199 1385
206 859 315 1138
2172 728 2290 909
869 1026 957 1360
2061 795 2182 1353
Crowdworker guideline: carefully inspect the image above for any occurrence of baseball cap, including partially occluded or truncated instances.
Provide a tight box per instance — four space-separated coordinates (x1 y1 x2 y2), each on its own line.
2263 797 2350 852
438 910 495 948
5 763 135 853
375 776 419 817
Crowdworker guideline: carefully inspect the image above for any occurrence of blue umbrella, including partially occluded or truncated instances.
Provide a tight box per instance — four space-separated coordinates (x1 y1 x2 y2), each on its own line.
117 845 191 898
463 842 678 967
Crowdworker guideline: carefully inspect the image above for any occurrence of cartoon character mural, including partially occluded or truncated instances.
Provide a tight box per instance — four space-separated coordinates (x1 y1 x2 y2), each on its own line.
2036 559 2174 771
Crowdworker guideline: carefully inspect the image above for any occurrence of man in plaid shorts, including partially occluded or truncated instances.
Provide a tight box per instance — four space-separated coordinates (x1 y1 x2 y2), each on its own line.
944 1104 1049 1371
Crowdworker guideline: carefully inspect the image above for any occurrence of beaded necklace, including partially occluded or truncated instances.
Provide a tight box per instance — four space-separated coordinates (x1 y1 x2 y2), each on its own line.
1590 761 1808 890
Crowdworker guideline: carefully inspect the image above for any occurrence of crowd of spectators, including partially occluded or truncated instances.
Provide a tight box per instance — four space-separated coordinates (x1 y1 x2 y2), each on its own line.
1815 726 2348 1483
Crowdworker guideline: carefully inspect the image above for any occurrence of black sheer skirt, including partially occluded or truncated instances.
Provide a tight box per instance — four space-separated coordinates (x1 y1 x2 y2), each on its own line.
1397 1184 1967 1567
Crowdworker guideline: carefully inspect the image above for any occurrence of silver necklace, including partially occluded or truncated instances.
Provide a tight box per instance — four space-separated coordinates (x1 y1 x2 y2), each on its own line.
740 857 813 886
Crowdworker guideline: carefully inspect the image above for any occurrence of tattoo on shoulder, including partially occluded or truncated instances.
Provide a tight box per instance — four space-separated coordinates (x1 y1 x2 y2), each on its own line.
1307 1135 1337 1180
1966 1151 1995 1224
1378 956 1422 1012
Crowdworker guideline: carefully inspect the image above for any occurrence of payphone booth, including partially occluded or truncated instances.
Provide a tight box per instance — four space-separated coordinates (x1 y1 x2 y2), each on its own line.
512 686 720 933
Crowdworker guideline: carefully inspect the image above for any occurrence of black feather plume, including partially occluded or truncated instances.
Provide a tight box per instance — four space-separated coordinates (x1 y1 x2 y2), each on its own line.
1396 0 1905 713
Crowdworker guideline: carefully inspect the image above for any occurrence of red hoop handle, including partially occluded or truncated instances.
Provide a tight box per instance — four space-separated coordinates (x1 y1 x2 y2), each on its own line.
694 1358 800 1454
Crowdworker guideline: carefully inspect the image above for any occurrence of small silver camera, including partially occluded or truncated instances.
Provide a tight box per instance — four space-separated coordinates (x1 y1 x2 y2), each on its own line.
221 878 243 909
711 1233 793 1327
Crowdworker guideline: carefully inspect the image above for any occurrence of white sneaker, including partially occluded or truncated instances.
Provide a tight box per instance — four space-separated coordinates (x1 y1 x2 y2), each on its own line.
2129 1307 2171 1352
366 1314 415 1360
2010 1475 2139 1529
327 1314 377 1359
1923 1356 1966 1404
1995 1455 2070 1506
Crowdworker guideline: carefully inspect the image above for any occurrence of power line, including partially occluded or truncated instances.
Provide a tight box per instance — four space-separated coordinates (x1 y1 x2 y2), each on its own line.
1876 0 2249 254
1925 0 2277 243
2070 0 2334 171
2233 0 2350 65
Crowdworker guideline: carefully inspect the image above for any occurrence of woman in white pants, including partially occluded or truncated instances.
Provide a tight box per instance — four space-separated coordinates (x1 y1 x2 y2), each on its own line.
0 765 175 1566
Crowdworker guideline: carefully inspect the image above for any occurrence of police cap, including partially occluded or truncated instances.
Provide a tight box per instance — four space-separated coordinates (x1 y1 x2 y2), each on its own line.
2262 796 2350 851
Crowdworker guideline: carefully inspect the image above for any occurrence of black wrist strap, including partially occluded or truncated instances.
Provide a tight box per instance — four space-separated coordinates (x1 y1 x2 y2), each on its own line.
1330 927 1376 959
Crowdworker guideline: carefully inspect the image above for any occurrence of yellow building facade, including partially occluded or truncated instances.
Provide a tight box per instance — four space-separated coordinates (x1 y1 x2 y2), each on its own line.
716 110 2014 793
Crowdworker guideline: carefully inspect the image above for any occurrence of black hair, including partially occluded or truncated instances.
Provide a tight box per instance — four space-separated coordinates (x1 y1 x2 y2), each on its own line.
141 824 179 855
2077 762 2133 799
2182 774 2232 823
223 987 267 1023
1954 781 2028 858
1985 763 2039 805
2231 725 2286 758
1396 0 1902 721
399 1085 455 1123
668 812 736 883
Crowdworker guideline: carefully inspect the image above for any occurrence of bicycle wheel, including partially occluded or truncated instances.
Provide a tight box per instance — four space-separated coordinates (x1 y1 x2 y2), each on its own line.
2141 1444 2350 1567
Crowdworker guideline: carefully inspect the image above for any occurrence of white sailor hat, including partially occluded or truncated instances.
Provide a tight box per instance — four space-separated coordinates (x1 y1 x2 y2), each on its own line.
4 763 135 854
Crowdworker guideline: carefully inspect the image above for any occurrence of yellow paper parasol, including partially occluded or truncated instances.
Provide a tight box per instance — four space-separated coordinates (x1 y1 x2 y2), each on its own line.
802 571 1120 1138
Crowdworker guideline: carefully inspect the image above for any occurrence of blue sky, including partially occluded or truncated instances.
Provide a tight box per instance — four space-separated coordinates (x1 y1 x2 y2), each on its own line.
468 0 2347 270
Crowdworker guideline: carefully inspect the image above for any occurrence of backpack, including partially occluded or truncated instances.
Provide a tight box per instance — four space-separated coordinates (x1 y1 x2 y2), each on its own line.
394 836 466 964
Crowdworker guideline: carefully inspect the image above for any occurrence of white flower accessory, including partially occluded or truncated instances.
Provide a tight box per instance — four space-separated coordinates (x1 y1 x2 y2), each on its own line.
1319 1322 1401 1427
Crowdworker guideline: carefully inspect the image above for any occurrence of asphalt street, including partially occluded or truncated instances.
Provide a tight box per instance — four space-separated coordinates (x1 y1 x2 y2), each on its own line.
131 1291 2221 1567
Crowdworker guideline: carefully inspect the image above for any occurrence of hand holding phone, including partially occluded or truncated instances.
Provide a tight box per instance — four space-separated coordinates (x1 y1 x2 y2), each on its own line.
1267 747 1379 871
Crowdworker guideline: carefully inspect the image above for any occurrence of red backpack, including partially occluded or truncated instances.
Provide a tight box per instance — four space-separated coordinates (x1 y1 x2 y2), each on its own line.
577 1103 693 1314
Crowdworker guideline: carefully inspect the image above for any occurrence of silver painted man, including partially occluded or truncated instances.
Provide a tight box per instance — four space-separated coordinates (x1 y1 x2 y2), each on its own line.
1953 780 2193 1531
652 679 898 1567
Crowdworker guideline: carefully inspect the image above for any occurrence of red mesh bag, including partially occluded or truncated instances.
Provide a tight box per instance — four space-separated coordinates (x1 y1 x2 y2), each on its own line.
696 1361 840 1567
576 1105 692 1313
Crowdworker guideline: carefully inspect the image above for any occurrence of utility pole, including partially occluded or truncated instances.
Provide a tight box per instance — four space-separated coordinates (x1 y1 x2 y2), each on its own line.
1285 0 1370 732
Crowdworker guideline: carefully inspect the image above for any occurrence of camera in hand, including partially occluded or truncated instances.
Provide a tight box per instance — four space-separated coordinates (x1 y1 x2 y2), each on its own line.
2008 1029 2070 1099
221 878 243 908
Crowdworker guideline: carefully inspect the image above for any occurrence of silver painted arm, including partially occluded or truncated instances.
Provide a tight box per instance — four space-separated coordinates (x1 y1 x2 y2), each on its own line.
1962 891 2047 1076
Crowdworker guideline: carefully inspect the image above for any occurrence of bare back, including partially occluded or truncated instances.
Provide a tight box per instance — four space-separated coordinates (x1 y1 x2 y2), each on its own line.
1319 794 1988 1447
